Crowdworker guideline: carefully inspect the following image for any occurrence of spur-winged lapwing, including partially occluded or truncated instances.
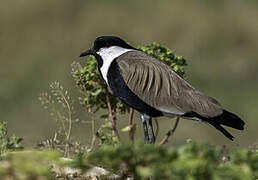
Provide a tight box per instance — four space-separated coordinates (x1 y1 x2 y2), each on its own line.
80 36 245 143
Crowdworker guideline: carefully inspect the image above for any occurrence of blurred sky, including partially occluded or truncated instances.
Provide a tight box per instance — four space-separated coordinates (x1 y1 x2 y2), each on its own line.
0 0 257 147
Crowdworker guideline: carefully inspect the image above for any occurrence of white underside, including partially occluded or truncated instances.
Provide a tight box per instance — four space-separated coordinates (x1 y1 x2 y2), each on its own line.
97 46 134 84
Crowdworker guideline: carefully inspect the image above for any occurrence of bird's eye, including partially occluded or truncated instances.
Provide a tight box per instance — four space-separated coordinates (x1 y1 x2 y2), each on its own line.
106 43 111 48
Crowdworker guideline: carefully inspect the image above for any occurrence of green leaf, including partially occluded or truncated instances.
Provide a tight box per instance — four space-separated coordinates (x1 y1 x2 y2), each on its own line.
121 124 136 133
91 89 102 96
136 166 153 177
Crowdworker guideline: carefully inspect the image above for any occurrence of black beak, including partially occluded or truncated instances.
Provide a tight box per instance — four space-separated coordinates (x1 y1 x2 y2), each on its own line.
79 49 95 57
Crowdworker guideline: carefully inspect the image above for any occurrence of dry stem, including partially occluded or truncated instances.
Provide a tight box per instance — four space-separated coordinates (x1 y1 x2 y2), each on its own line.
159 117 180 145
128 108 135 142
105 90 120 140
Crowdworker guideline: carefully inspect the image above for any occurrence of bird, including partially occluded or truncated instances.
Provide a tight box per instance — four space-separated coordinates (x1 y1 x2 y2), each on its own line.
79 36 245 143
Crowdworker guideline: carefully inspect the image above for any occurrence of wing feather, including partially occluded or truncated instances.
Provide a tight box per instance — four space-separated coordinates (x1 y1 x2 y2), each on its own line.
116 51 223 117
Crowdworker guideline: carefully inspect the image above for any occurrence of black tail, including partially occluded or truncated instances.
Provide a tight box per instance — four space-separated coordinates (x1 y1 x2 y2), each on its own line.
183 110 245 141
214 110 245 130
208 121 235 140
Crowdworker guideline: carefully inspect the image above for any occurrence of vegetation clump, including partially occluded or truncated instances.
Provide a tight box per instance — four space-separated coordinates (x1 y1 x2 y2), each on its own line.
0 121 23 159
0 141 257 180
0 150 62 180
84 141 258 180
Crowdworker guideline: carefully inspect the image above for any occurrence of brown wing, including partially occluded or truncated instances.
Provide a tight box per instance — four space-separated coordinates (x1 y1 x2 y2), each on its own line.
116 51 223 117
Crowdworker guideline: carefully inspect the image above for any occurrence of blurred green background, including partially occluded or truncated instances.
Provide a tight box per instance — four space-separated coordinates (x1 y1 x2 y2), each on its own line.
1 0 257 147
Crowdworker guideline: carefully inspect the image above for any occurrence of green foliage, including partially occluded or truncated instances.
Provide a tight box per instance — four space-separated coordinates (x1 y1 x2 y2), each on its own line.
71 58 128 115
0 150 62 180
83 142 258 180
0 140 257 180
138 42 187 78
0 121 23 158
71 42 187 116
231 149 258 178
96 121 120 146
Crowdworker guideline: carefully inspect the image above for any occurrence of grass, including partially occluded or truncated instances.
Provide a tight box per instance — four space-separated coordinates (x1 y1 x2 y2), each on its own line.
0 141 257 180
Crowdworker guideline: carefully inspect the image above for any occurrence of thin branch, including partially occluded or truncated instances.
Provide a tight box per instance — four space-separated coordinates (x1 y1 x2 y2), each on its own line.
58 90 72 157
128 108 135 142
90 115 96 151
105 90 120 140
159 117 180 146
56 111 68 138
57 89 72 142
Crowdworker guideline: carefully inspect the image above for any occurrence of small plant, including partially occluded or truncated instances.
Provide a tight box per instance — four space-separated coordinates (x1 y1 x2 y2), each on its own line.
82 141 258 180
0 121 23 158
72 42 187 144
38 81 77 157
96 120 120 146
0 150 62 180
71 60 122 142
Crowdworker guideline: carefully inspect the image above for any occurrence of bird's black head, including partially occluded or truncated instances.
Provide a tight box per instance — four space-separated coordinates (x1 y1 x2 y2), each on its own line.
93 36 136 52
79 36 136 57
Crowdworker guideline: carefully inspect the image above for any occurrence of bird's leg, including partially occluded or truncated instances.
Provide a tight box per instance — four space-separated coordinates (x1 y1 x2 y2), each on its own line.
141 114 149 143
149 120 156 143
147 117 156 143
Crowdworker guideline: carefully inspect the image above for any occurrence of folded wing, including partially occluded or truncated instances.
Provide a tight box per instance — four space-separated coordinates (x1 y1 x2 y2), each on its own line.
116 51 223 118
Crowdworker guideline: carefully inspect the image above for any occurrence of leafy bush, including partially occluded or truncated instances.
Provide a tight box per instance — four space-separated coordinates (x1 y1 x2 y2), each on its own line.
0 142 257 180
0 150 62 180
0 121 23 158
84 141 258 180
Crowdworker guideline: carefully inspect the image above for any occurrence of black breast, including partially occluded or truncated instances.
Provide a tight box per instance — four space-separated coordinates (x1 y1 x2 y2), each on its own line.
107 59 163 117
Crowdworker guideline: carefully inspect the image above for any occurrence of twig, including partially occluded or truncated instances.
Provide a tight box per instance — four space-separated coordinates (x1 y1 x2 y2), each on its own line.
90 115 96 151
56 111 68 138
55 89 73 157
105 90 120 140
57 89 72 142
159 117 180 146
128 108 135 142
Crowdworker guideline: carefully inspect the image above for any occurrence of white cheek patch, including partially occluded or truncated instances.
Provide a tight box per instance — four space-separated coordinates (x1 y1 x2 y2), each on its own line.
97 46 134 84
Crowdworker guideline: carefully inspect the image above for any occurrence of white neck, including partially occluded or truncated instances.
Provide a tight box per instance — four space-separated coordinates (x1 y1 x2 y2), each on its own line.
97 46 134 84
